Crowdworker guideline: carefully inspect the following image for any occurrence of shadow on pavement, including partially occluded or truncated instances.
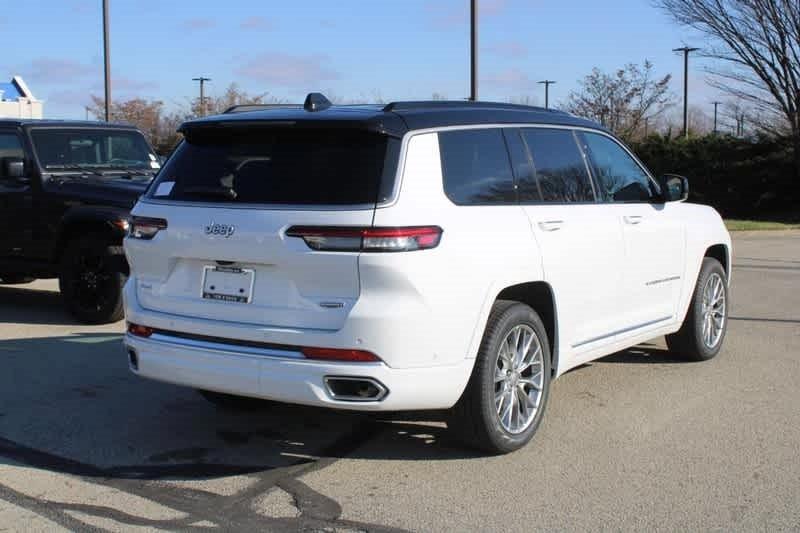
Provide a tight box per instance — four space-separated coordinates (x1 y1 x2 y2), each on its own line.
599 345 693 365
0 285 81 326
0 332 477 482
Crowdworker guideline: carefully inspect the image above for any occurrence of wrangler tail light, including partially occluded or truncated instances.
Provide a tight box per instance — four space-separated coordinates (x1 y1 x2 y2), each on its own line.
286 226 442 252
129 216 168 240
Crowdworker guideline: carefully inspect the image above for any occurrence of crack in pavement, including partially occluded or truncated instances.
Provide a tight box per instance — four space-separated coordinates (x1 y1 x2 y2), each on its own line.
0 421 410 532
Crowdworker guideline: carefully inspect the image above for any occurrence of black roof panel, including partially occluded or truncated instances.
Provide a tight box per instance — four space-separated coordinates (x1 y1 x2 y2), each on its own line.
0 118 142 130
179 99 605 138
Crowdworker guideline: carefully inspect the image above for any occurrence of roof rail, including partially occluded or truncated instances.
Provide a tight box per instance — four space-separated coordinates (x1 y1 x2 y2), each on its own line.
382 100 567 114
223 103 301 114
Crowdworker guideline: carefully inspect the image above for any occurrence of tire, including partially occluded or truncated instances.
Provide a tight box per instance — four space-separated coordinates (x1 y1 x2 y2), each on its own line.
197 390 274 412
666 257 729 361
59 234 127 324
0 275 35 284
447 300 551 454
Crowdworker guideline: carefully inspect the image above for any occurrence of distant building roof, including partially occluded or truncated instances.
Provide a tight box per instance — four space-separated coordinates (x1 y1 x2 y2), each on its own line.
0 76 36 102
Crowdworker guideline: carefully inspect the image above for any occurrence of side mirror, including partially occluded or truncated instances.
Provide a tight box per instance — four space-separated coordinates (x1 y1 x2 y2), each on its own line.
1 157 26 182
658 174 689 202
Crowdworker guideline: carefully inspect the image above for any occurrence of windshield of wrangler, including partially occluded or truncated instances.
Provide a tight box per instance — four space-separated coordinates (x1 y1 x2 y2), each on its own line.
31 129 158 172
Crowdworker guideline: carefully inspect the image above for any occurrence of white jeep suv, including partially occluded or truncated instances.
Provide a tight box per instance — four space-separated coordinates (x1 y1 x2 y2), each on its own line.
123 94 731 453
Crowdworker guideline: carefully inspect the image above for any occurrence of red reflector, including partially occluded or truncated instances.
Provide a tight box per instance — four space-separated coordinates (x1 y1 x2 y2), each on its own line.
128 323 154 338
301 347 381 362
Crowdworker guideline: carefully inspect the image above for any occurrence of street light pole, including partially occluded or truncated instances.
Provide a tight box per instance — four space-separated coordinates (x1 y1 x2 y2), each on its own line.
192 76 212 116
469 0 478 101
712 101 721 134
537 80 556 109
673 46 699 139
102 0 111 122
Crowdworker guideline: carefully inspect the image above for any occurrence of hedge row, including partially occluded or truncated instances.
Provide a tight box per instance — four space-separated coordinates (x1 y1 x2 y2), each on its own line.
630 134 797 219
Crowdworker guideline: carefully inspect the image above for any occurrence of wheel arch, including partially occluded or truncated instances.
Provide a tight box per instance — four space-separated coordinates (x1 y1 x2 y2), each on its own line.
704 243 730 279
54 207 129 263
493 281 559 377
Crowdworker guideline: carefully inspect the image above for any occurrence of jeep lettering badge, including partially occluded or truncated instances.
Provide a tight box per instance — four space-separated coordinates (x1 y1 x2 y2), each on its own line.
204 222 235 237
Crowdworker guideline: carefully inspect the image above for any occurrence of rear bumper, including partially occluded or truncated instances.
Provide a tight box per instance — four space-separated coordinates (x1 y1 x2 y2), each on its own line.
122 281 473 411
123 332 472 411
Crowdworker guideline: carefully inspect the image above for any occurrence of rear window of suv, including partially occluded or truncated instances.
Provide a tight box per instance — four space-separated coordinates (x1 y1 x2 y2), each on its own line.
148 127 397 206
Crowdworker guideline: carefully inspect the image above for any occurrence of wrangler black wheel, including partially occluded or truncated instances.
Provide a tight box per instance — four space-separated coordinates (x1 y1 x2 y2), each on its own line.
59 234 127 324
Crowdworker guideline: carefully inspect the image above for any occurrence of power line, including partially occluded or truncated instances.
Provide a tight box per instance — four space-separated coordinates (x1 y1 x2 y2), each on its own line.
537 80 556 109
192 76 212 116
712 101 722 134
673 46 700 139
102 0 111 122
469 0 478 101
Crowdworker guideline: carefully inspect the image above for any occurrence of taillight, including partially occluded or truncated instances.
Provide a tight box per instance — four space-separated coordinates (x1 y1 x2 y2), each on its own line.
129 216 167 240
301 346 381 362
127 323 154 338
286 226 442 252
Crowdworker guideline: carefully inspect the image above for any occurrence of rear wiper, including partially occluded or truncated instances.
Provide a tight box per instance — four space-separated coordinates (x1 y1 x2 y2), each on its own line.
181 186 237 200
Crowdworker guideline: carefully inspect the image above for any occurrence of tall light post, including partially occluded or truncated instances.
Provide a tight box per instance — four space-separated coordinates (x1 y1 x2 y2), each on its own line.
102 0 111 122
712 101 721 134
538 80 556 109
469 0 478 101
673 46 699 139
192 76 212 116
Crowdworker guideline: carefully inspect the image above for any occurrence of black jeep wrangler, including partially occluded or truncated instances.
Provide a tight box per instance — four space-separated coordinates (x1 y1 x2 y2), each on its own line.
0 120 159 323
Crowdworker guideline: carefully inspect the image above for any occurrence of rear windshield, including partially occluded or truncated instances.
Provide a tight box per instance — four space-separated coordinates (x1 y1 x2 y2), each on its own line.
147 127 397 206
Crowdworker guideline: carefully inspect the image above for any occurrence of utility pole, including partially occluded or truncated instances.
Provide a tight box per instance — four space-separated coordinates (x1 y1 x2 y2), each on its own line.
469 0 478 101
85 106 90 120
538 80 556 109
192 76 212 116
644 117 649 137
673 46 699 139
102 0 111 122
712 101 721 134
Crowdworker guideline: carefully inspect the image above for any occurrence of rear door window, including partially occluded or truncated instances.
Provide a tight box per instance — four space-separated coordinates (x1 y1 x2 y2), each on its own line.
149 128 394 206
521 128 595 203
438 129 516 205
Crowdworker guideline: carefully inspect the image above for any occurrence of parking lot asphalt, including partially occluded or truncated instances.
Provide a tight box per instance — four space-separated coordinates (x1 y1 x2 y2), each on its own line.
0 231 798 532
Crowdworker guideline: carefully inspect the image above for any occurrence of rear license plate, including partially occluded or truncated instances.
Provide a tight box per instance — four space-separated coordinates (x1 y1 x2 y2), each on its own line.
201 266 255 303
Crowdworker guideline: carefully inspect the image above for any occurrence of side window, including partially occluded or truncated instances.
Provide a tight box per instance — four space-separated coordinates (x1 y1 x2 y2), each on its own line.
438 129 516 205
581 132 656 203
521 128 594 203
0 132 24 178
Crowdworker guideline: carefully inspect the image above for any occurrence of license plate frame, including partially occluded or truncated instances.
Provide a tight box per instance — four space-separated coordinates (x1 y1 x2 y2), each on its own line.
201 265 255 304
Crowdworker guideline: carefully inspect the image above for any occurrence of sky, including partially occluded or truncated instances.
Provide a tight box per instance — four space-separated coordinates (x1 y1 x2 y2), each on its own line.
0 0 723 120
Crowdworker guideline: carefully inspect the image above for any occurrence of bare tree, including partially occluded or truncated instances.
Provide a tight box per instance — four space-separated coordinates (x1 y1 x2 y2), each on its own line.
189 83 286 116
654 0 800 176
508 95 539 106
566 61 673 140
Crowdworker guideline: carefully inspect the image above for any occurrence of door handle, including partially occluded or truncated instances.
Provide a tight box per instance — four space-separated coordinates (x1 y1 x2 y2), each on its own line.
623 215 644 225
538 220 564 232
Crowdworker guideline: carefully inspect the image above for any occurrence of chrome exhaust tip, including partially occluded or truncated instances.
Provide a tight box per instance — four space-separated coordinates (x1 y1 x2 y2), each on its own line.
324 376 388 402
